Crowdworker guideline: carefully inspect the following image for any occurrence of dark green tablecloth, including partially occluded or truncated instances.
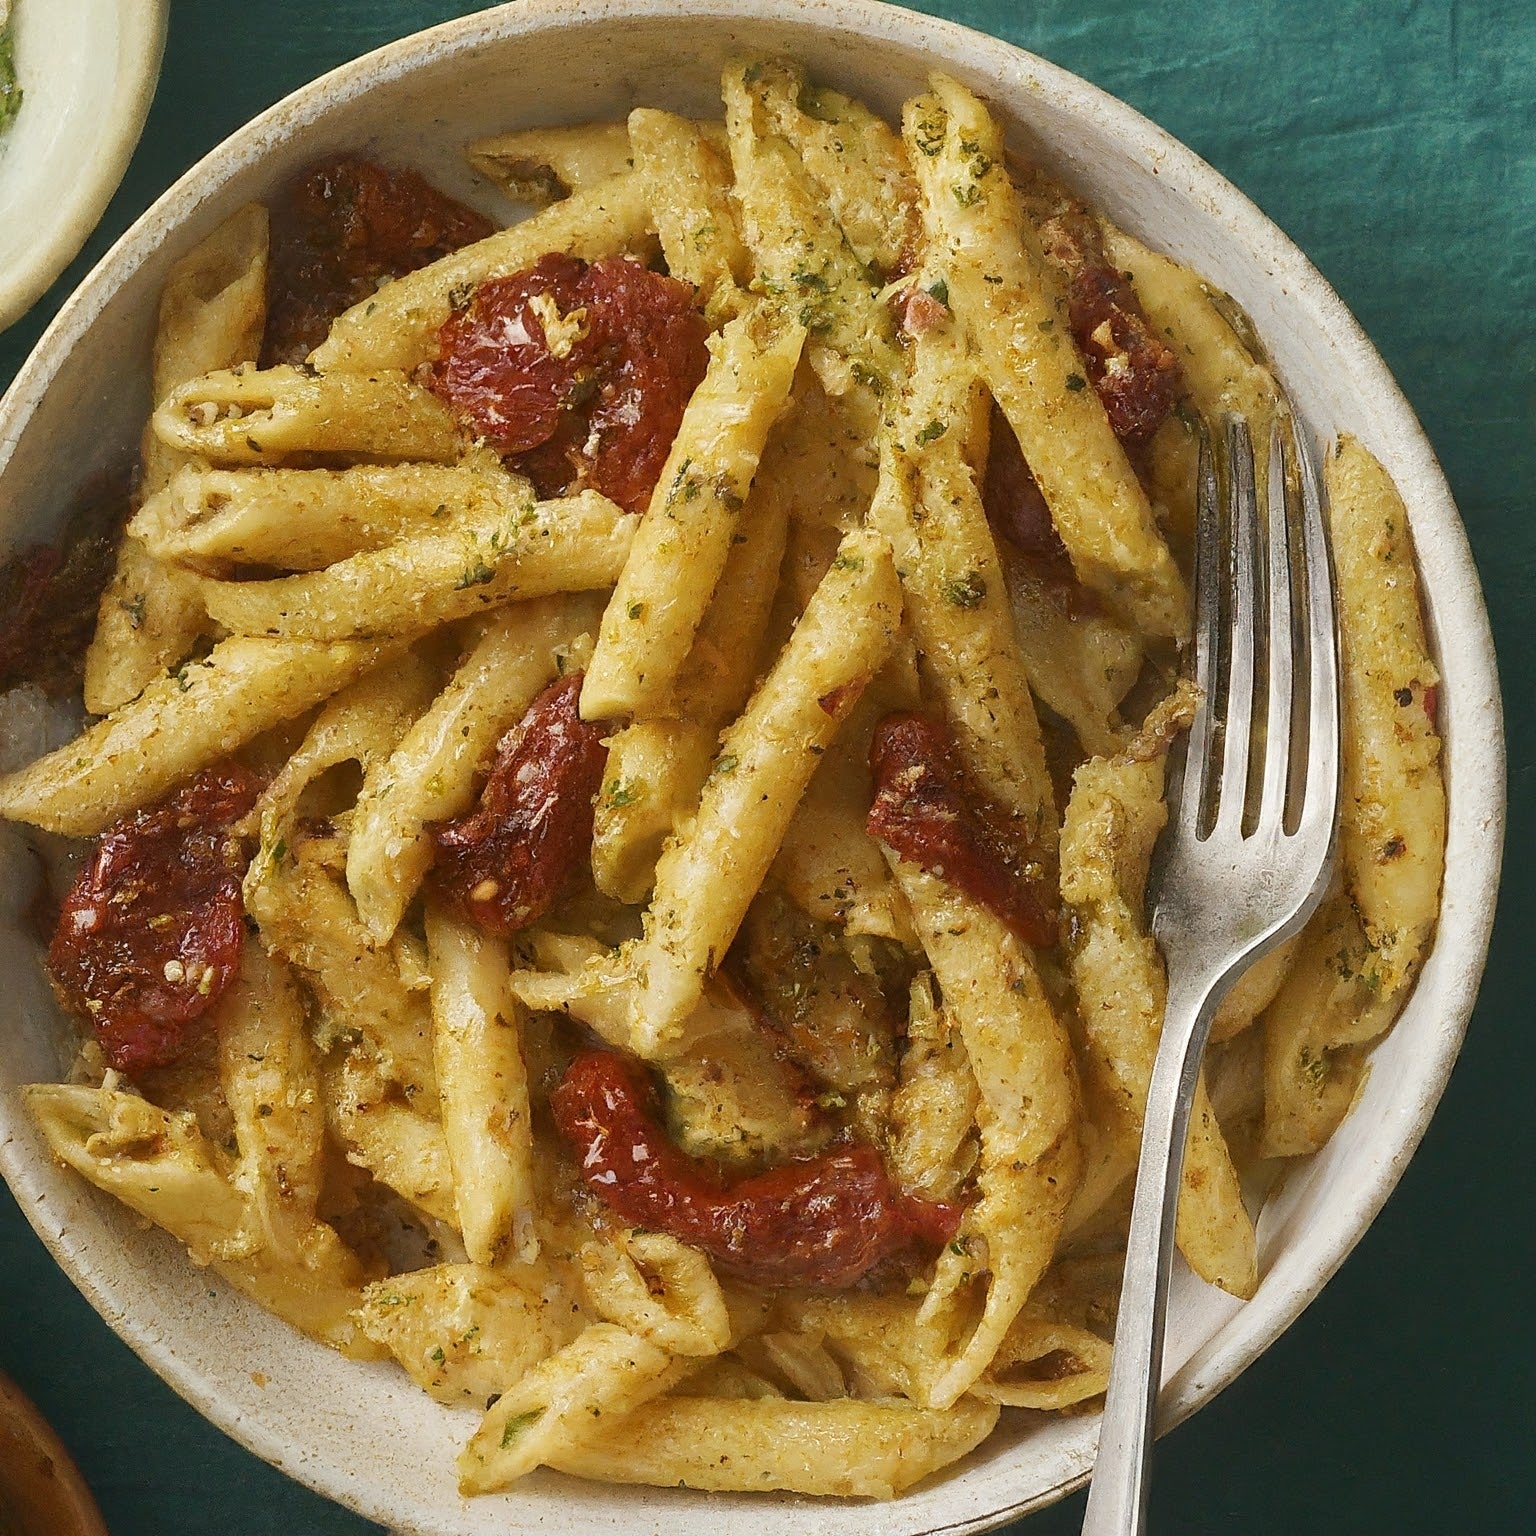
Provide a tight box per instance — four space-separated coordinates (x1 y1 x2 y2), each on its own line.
1 2 1530 1532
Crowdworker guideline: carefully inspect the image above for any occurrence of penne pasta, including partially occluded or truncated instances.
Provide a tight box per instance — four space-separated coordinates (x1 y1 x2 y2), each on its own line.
905 76 1188 638
357 1262 580 1405
132 455 531 572
312 172 656 374
627 108 749 316
200 489 631 641
85 203 272 713
466 121 635 205
425 902 537 1265
1328 435 1445 996
546 1394 998 1497
624 527 901 1056
153 364 463 467
889 861 1081 1409
25 1083 375 1354
1059 751 1256 1298
581 302 804 718
346 594 601 940
869 288 1057 849
0 635 396 837
459 1323 692 1493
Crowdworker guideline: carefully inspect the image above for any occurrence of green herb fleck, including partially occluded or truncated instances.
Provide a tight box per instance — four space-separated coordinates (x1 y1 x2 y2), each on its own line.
500 1410 542 1449
832 552 864 572
627 600 645 620
119 593 148 630
943 572 986 608
0 9 23 134
1037 317 1055 333
710 753 740 778
849 360 886 396
951 182 982 208
605 779 640 809
926 278 949 307
454 556 496 590
429 1346 446 1365
1064 373 1087 392
916 418 947 445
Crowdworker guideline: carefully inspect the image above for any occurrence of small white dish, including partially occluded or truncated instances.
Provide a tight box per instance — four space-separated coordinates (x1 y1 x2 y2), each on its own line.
0 0 168 331
0 2 1505 1533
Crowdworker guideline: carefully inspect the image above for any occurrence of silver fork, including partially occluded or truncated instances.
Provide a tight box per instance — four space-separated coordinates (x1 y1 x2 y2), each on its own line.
1080 415 1341 1536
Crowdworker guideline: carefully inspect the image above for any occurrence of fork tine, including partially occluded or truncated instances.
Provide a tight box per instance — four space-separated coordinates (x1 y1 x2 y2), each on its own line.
1259 421 1297 825
1215 417 1259 832
1293 425 1341 841
1177 424 1224 832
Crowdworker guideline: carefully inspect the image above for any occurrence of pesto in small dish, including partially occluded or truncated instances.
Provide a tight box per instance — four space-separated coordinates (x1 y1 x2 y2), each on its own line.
0 1 22 136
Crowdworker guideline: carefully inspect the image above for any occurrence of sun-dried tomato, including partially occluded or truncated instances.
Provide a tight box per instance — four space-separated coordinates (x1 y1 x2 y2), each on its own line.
982 404 1099 620
47 766 261 1074
262 157 495 367
0 464 134 698
428 255 710 514
1037 200 1184 445
428 673 607 935
868 712 1058 949
551 1050 960 1288
896 284 949 337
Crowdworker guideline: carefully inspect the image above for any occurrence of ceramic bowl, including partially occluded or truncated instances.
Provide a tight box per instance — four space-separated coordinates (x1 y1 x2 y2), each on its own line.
0 0 168 331
0 2 1504 1533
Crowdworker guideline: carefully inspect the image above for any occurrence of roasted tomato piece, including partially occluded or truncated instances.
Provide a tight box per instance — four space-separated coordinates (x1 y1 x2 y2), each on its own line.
982 404 1099 619
0 465 133 698
428 672 607 935
551 1051 960 1289
868 712 1058 949
1036 200 1184 444
47 765 261 1074
262 157 495 367
428 254 710 513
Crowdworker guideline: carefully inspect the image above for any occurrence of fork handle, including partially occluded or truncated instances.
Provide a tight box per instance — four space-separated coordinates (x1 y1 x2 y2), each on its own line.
1080 974 1223 1536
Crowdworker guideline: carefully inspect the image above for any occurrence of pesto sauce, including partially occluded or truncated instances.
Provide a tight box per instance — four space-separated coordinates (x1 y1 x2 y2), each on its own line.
0 3 20 136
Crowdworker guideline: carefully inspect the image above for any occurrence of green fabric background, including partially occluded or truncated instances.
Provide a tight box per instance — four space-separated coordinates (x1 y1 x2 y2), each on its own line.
1 2 1529 1532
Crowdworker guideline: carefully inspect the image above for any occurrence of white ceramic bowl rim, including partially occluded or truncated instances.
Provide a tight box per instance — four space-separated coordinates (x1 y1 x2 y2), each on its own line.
0 3 1505 1534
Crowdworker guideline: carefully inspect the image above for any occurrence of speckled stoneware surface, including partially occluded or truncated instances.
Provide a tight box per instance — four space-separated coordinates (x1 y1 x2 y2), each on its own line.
0 3 1504 1534
0 0 168 330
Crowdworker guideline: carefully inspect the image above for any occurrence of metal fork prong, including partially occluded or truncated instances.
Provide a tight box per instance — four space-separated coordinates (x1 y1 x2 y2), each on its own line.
1294 424 1341 841
1215 417 1259 832
1178 425 1224 832
1259 421 1297 825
